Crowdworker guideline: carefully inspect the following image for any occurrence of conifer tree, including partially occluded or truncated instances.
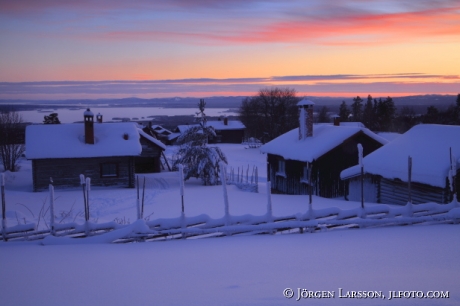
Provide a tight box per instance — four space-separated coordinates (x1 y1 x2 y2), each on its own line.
339 101 350 122
173 99 227 185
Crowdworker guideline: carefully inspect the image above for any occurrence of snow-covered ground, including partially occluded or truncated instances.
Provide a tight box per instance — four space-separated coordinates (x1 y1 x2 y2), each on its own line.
1 144 459 305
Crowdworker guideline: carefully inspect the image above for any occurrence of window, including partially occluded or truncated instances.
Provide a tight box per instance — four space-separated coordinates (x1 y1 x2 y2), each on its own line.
301 164 310 184
100 163 118 178
276 159 286 177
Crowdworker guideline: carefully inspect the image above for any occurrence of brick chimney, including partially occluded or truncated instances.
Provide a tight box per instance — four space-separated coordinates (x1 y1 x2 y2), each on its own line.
297 99 315 140
333 115 340 126
84 108 94 144
96 113 103 123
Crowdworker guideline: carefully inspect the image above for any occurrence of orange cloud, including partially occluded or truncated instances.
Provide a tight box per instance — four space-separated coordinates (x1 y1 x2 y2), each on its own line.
215 6 460 45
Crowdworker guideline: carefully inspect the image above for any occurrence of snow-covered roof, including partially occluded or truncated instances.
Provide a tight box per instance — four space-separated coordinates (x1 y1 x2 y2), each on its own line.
297 99 315 106
316 122 365 128
83 108 94 116
26 123 142 159
206 120 245 130
175 125 196 134
168 132 181 141
137 128 166 150
176 120 245 132
260 124 388 162
376 132 401 142
150 125 172 135
340 124 460 188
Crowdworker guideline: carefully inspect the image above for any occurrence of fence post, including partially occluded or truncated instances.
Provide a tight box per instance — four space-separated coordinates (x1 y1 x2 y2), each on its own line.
141 176 145 219
266 161 274 225
136 176 140 220
85 177 91 236
407 156 413 217
450 147 458 205
1 173 7 241
308 163 313 206
80 174 87 222
178 164 186 238
255 166 258 193
307 164 315 232
49 178 55 236
357 144 366 219
220 163 230 231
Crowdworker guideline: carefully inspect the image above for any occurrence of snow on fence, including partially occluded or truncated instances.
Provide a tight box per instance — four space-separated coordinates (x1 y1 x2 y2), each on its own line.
226 165 258 193
1 171 459 244
242 137 262 149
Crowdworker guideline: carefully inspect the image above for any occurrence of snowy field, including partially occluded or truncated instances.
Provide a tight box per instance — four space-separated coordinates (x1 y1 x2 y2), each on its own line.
1 144 459 305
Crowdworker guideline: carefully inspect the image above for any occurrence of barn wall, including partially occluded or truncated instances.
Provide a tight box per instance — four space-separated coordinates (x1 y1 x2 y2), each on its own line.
379 178 448 205
315 131 384 198
209 129 245 144
219 129 245 143
139 136 162 158
32 156 135 191
136 136 163 173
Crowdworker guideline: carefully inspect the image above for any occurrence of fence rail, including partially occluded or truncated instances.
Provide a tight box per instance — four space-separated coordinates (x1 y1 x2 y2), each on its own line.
2 200 459 244
1 172 459 244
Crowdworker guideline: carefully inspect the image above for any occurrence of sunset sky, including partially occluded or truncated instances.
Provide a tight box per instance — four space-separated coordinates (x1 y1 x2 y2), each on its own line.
0 0 459 100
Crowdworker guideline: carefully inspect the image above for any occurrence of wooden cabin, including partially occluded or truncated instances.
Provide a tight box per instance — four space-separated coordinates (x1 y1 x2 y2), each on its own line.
260 99 388 198
25 109 163 191
206 118 246 143
341 124 460 204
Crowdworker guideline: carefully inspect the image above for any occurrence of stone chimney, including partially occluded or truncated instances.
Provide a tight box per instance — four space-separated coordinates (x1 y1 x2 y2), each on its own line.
84 108 94 144
96 113 103 123
297 99 315 140
333 115 340 126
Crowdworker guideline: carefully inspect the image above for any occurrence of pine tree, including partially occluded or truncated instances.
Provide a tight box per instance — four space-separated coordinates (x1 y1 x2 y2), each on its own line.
339 101 350 122
423 105 439 124
173 99 227 185
376 96 396 131
362 95 375 129
351 96 363 122
317 106 330 123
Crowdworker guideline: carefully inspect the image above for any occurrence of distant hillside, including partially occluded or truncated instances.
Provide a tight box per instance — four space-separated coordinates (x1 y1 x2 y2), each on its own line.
0 94 457 113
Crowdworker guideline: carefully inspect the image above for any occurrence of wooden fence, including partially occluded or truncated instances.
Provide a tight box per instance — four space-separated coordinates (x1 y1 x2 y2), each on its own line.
1 169 459 243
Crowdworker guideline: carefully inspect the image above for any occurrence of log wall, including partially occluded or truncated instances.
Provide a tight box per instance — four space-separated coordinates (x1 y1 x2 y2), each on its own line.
32 156 135 191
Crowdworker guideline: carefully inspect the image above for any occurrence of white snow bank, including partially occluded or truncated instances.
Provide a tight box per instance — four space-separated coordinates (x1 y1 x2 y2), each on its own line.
42 220 153 245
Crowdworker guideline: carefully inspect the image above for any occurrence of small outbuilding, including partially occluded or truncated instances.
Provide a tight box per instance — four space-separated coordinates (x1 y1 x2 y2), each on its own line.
136 128 167 173
260 99 388 198
341 124 460 204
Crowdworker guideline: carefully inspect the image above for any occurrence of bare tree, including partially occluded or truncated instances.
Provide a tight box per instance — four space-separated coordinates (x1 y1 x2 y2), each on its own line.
238 87 300 141
0 111 25 172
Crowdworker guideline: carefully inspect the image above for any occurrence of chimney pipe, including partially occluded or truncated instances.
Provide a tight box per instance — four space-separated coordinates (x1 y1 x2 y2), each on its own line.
297 99 315 140
84 108 94 144
333 115 340 126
